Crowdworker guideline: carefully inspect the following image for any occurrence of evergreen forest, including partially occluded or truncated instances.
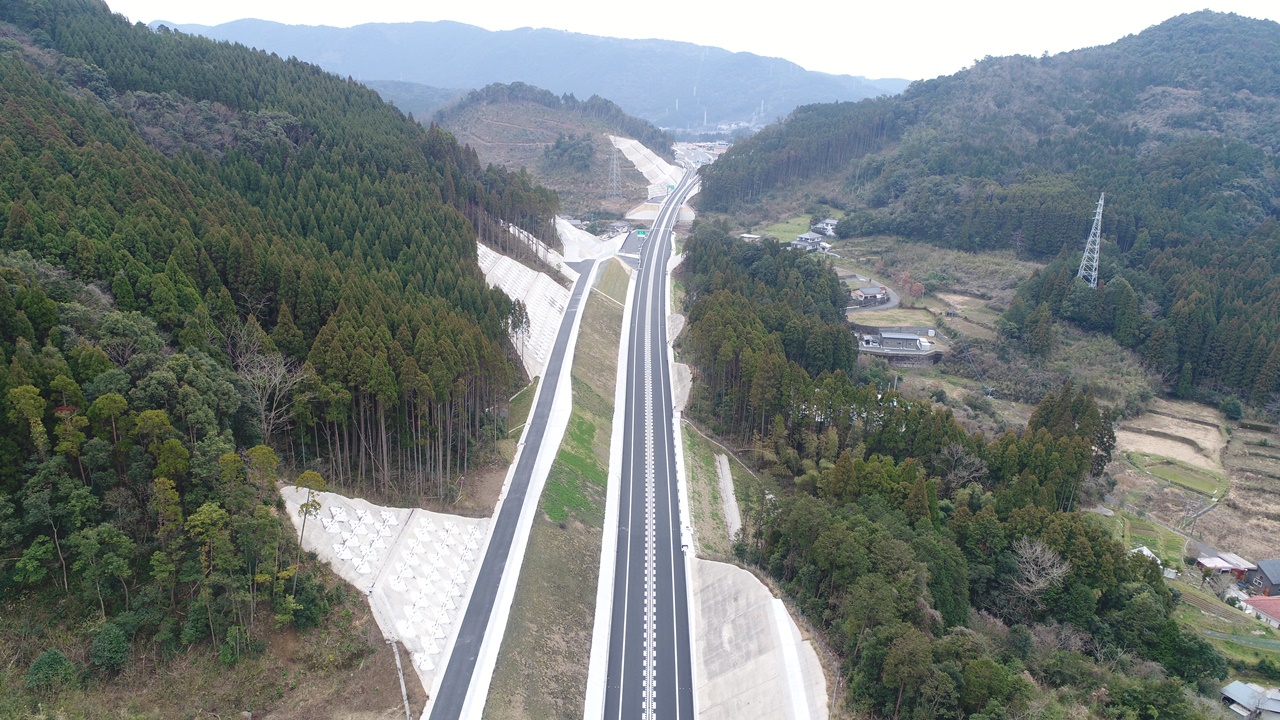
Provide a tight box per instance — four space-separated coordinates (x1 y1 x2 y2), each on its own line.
677 222 1228 720
697 11 1280 410
0 0 566 703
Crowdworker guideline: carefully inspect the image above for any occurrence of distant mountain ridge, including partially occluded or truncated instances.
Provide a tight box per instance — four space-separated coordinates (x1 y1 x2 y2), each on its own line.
149 18 909 129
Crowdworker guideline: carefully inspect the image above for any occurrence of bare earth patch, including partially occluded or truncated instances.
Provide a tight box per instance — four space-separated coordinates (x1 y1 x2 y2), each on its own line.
1215 427 1280 559
1115 430 1221 474
1150 397 1223 426
936 292 981 310
682 424 734 559
437 459 508 518
1124 414 1225 462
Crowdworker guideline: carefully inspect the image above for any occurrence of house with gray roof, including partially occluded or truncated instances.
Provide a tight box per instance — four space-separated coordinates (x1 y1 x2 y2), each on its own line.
1221 680 1280 719
1250 559 1280 596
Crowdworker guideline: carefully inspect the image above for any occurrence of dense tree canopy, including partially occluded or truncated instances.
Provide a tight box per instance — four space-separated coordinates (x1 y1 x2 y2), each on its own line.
0 0 571 693
679 231 1224 719
0 0 569 497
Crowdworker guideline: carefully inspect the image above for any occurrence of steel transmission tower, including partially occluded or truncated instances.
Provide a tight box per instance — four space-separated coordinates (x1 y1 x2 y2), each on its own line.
608 143 621 197
1077 192 1105 288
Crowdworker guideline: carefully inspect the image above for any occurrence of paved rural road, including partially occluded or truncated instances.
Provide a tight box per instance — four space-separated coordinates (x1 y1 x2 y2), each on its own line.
428 258 597 720
603 170 699 720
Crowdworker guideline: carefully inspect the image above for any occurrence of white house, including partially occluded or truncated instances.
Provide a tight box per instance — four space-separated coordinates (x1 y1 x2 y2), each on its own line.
813 217 839 236
792 231 831 253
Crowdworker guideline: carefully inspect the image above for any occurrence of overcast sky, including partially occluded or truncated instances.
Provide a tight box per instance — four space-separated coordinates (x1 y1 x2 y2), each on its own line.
107 0 1279 80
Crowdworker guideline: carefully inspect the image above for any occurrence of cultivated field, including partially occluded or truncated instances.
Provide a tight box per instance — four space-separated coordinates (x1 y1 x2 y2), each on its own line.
847 307 936 327
1116 413 1225 474
1111 398 1280 562
833 235 1042 306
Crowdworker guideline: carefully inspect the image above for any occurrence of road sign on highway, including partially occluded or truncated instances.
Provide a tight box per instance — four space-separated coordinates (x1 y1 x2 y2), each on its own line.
637 230 647 237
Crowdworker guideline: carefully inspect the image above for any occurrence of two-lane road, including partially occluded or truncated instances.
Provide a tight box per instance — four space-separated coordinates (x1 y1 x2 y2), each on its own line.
603 170 699 720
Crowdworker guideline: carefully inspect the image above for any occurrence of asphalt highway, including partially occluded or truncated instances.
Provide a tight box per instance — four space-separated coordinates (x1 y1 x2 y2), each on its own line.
603 170 699 720
428 258 596 720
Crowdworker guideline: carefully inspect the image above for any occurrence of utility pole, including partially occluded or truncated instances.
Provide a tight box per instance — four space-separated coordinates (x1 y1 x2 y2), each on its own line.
1077 192 1105 288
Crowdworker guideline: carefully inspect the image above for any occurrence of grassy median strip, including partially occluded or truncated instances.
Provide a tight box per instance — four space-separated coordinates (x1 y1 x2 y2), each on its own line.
484 260 625 720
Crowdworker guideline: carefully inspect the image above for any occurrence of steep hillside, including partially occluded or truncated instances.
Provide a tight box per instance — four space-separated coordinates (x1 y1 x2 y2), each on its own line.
435 83 671 214
150 18 907 130
700 11 1280 409
0 1 564 712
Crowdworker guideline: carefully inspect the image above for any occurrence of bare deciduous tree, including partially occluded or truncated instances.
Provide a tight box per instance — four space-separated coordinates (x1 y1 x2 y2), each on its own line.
1011 537 1071 616
237 352 314 447
227 318 313 446
933 443 989 492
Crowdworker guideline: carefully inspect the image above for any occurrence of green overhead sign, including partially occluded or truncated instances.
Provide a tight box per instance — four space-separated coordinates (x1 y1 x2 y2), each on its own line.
637 230 647 237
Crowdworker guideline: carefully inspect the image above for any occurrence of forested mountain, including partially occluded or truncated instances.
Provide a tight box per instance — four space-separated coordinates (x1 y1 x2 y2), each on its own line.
699 11 1280 409
677 222 1227 719
148 18 909 130
433 82 672 214
0 0 563 696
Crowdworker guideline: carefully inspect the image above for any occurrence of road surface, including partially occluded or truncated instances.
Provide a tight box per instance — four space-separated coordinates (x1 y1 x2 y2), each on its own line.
603 172 699 720
428 258 596 719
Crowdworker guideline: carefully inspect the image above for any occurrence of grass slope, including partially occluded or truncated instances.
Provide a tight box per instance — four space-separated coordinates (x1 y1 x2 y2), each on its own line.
483 260 626 720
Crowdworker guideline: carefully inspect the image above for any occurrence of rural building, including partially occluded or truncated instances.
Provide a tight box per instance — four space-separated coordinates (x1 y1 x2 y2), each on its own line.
1221 680 1280 719
1245 596 1280 628
1222 553 1258 574
878 332 925 351
855 326 945 365
739 233 761 242
1198 553 1255 579
852 286 889 307
813 217 839 236
1130 546 1161 565
792 231 831 253
1249 559 1280 595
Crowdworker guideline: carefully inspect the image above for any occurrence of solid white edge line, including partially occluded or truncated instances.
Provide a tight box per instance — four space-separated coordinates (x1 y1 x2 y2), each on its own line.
421 305 558 717
584 262 638 720
665 176 701 719
457 261 601 720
